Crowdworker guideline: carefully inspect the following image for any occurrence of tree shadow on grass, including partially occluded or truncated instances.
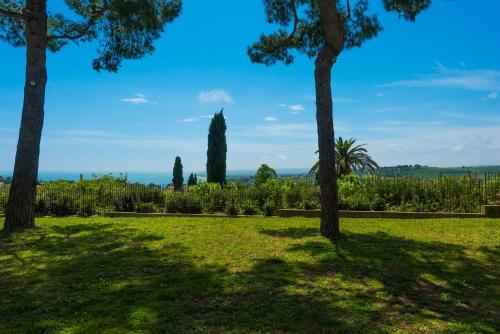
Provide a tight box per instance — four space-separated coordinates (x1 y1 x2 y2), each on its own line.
0 222 498 333
264 227 499 332
1 222 369 333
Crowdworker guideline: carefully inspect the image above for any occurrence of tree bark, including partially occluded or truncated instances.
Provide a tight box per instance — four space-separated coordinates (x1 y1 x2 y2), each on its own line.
315 0 344 239
4 0 47 232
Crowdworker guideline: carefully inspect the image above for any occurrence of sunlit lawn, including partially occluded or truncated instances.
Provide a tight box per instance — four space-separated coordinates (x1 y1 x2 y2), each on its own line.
0 217 498 333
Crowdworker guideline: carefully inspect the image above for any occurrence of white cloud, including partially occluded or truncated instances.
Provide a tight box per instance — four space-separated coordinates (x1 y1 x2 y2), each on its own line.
198 89 234 104
120 93 151 105
289 104 305 111
200 115 213 119
487 92 497 99
278 103 306 113
381 65 500 91
362 124 500 166
180 118 197 123
264 117 278 122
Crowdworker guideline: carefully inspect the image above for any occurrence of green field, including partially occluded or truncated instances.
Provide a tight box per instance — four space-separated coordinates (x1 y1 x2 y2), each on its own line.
1 217 499 333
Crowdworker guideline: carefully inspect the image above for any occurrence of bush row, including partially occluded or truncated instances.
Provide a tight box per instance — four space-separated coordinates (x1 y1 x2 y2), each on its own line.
2 174 500 217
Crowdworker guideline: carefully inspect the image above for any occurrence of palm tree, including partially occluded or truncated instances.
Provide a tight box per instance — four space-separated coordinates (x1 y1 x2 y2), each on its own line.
310 137 379 178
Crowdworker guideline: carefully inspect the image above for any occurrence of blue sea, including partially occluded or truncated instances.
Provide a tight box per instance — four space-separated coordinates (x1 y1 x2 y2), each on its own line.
0 169 309 185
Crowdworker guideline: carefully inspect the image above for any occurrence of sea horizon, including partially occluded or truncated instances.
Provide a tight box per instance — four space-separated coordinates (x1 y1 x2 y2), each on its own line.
0 168 311 185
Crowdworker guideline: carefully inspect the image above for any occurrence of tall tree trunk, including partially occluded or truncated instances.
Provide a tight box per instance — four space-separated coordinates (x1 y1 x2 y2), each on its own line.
314 48 339 238
4 0 47 232
315 0 344 239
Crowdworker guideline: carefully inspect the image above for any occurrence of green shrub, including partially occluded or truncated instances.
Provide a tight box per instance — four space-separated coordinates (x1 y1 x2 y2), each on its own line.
190 183 226 213
0 188 8 214
114 194 135 212
135 202 159 213
302 199 320 210
78 201 97 217
263 199 277 216
165 192 202 214
51 194 79 217
225 202 240 216
35 196 50 216
241 201 259 215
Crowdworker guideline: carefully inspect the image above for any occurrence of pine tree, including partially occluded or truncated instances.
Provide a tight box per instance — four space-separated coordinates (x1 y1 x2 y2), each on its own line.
187 173 198 187
1 0 182 232
172 157 184 191
206 109 227 184
249 0 431 238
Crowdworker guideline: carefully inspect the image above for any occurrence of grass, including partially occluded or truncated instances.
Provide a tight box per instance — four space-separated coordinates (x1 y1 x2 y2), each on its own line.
0 217 499 334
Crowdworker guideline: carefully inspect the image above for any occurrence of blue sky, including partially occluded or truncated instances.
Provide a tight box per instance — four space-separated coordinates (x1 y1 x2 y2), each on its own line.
1 0 500 173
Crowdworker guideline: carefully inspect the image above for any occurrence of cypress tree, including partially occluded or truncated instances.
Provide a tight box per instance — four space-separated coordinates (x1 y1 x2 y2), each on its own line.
206 109 227 184
172 156 184 191
187 173 198 187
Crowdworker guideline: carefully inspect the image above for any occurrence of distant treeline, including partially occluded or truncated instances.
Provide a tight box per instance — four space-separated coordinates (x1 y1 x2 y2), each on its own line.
0 176 12 184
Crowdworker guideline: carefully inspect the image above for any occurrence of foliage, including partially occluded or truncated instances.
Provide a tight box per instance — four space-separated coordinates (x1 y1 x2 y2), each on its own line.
206 109 227 184
189 182 227 213
172 156 184 191
248 0 430 66
187 173 198 187
310 137 378 178
241 201 259 216
3 173 499 216
255 164 277 186
165 191 203 214
0 217 497 333
0 186 7 214
135 202 159 214
0 0 183 71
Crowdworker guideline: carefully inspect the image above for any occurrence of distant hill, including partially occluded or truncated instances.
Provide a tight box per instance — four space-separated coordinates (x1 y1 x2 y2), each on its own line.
377 165 500 179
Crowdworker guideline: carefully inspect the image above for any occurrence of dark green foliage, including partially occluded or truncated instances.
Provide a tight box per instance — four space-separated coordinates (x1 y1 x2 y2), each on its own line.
206 110 227 185
187 173 198 187
241 201 259 216
248 0 431 66
311 137 379 178
165 191 202 214
248 0 382 66
383 0 431 21
172 156 184 191
135 202 159 213
255 164 278 186
0 0 183 72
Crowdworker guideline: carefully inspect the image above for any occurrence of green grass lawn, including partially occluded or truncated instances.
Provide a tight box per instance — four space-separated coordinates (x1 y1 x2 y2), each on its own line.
1 217 499 334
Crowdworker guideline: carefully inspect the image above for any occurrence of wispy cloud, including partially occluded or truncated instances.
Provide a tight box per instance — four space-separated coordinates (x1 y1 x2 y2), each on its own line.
0 127 17 133
278 103 305 114
120 93 152 105
381 64 500 91
198 89 234 104
180 118 198 123
264 116 278 122
487 92 498 99
200 115 213 119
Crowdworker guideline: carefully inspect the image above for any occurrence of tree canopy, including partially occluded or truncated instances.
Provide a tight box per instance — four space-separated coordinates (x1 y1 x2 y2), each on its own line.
248 0 431 66
255 164 278 186
0 0 182 72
